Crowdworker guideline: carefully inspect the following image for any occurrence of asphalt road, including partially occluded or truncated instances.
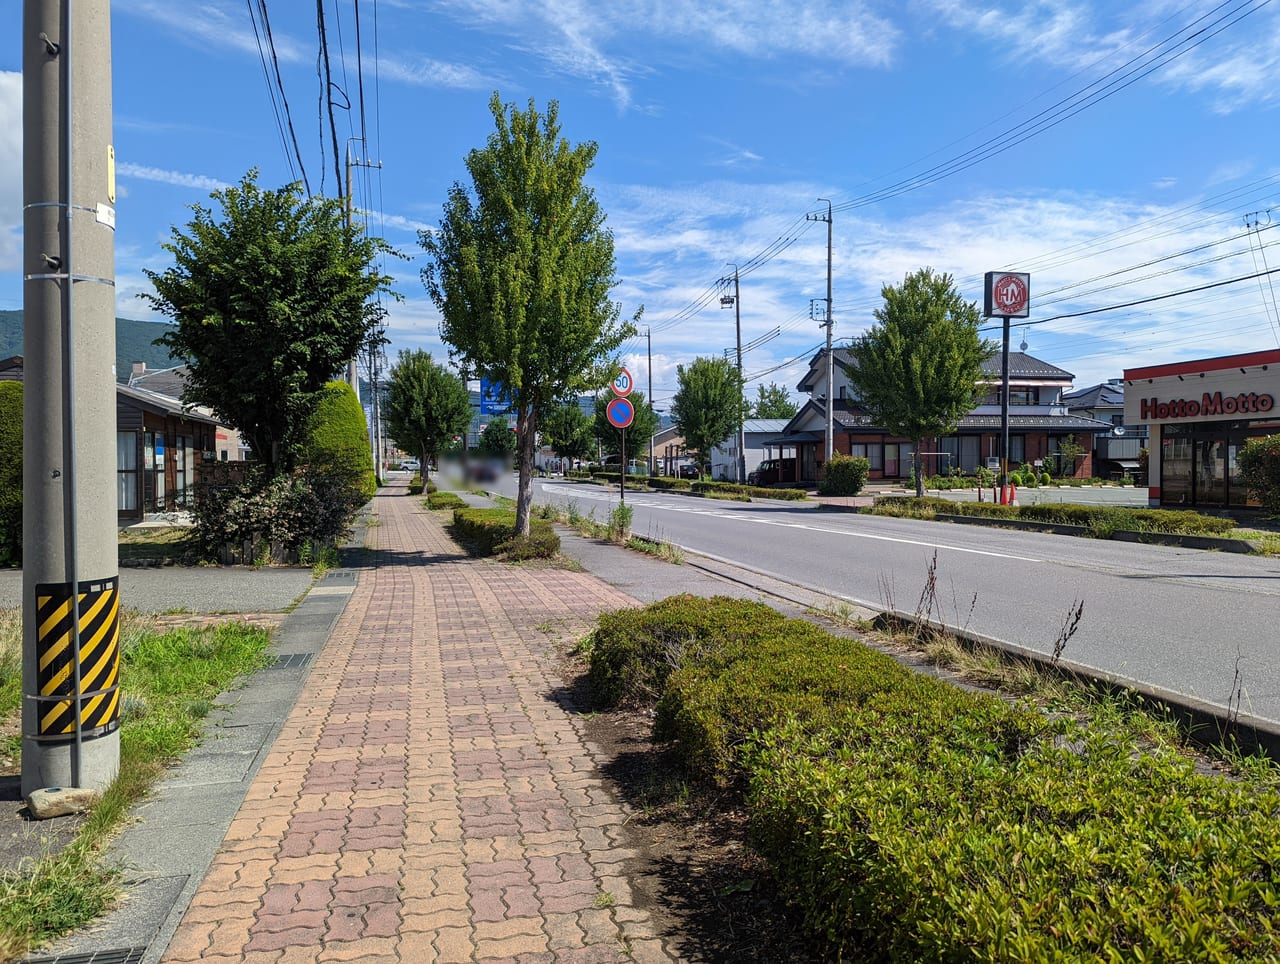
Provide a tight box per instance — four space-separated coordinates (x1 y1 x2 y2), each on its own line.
504 476 1280 727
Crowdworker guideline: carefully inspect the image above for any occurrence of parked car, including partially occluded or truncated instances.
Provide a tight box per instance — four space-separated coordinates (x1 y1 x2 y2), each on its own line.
399 458 420 472
678 464 700 479
747 458 796 486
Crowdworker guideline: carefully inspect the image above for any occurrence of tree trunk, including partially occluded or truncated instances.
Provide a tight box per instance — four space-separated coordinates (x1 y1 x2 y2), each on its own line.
515 405 537 537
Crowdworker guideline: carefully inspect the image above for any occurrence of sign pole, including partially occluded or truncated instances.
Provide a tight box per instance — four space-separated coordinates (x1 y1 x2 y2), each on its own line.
620 427 626 505
1000 315 1010 503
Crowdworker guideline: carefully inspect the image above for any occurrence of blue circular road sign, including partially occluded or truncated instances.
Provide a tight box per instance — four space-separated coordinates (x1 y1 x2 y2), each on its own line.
606 396 635 429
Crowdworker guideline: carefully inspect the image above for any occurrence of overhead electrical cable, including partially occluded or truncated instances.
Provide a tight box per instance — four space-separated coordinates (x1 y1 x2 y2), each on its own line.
829 0 1270 214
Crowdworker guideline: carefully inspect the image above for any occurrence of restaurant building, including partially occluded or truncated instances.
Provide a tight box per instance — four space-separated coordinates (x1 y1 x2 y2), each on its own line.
1124 349 1280 509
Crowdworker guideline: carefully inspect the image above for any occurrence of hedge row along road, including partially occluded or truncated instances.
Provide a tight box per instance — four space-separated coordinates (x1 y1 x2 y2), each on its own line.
506 477 1280 728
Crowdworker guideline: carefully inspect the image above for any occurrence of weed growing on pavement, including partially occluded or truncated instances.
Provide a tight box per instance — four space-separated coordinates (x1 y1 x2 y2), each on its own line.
808 599 868 630
593 890 616 908
625 535 684 564
608 504 634 542
0 617 272 958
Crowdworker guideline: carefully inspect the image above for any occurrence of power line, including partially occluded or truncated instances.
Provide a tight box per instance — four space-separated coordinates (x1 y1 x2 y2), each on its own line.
978 266 1280 332
831 0 1271 214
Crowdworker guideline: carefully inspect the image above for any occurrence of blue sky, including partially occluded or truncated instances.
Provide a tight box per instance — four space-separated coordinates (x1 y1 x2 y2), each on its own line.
4 0 1280 411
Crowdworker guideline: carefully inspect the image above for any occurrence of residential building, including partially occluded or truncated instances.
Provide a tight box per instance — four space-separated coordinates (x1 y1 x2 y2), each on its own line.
1063 379 1149 481
710 419 791 481
777 347 1110 483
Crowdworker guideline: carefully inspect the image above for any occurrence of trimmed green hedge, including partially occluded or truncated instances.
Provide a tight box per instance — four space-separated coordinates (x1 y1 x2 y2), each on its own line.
870 496 1237 536
426 491 466 511
588 595 1280 961
647 476 693 491
450 506 559 558
692 480 808 501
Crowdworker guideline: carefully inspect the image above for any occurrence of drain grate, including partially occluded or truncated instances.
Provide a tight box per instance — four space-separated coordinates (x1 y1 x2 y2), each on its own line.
24 948 146 964
272 652 314 670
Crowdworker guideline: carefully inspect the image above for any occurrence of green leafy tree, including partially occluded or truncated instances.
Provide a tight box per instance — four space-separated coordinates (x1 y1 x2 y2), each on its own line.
671 356 745 475
143 170 397 475
541 400 595 467
748 382 799 419
303 381 376 501
478 420 517 458
421 93 639 535
383 350 471 476
592 390 659 460
846 267 995 497
0 381 22 566
1239 434 1280 517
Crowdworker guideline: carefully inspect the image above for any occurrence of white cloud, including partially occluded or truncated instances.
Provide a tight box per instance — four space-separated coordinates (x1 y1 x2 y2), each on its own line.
116 162 231 192
917 0 1280 113
115 0 306 62
375 55 496 90
0 72 20 278
436 0 901 109
593 170 1280 394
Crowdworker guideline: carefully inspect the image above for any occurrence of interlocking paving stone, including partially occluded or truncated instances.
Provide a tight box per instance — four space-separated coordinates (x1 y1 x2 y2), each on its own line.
160 483 676 962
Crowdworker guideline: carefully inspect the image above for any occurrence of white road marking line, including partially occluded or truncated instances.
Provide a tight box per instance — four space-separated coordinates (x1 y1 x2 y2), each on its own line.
535 483 1042 562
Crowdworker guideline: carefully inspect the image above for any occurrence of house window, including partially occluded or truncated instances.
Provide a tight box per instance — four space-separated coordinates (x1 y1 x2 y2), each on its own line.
117 432 138 511
1010 435 1026 464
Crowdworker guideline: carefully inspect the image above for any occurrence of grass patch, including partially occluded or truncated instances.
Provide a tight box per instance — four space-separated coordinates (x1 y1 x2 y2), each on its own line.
625 535 684 564
450 506 561 560
586 594 1280 961
116 526 194 564
0 615 272 958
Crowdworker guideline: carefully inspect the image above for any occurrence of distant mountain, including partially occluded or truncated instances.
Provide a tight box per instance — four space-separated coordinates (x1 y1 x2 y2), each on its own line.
0 309 180 381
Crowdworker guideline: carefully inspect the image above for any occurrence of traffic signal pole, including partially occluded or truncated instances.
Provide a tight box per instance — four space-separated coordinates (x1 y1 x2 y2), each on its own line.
22 0 121 796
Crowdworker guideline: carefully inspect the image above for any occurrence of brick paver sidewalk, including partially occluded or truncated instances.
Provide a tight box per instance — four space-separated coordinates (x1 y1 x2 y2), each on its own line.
162 486 676 963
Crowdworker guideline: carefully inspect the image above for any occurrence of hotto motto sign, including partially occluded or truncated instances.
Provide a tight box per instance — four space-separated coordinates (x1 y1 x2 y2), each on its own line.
1140 391 1275 421
983 271 1031 318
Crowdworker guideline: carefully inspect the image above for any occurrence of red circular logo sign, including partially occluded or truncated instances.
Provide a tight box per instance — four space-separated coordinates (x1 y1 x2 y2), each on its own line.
993 274 1029 315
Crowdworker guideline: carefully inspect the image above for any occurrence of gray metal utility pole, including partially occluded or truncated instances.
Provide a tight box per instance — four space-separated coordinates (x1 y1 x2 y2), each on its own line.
344 140 383 399
729 266 746 484
22 0 120 795
646 327 654 475
807 201 834 466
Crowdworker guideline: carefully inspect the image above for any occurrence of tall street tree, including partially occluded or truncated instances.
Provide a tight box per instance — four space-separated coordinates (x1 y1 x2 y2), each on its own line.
143 170 397 475
422 93 638 536
478 420 517 459
541 399 595 468
748 382 800 419
671 356 744 475
383 349 472 476
846 267 995 497
592 390 659 461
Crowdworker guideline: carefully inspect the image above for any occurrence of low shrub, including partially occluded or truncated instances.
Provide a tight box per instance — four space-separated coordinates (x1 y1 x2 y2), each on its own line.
587 595 791 707
819 454 870 496
748 711 1280 962
191 466 364 564
1040 471 1052 485
426 491 466 511
648 476 693 491
1239 434 1280 517
450 506 559 558
692 480 808 501
408 472 425 495
869 497 1237 537
499 527 561 560
591 595 1280 961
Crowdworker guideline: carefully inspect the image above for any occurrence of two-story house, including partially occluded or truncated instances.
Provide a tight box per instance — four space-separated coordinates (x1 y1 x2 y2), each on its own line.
774 348 1111 483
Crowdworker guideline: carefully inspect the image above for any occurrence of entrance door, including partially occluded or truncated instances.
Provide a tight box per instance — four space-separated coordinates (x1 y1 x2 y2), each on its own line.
1196 439 1226 507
